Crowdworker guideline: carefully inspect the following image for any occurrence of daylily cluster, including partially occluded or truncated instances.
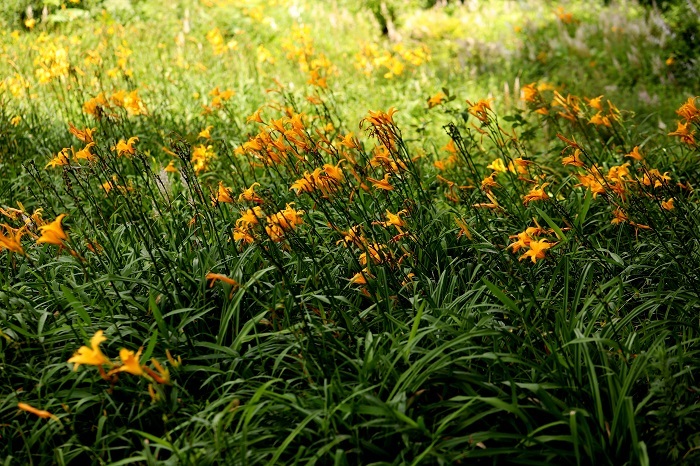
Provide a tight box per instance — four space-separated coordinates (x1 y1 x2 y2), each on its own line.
83 89 147 117
335 212 411 293
668 97 698 146
46 123 99 168
232 204 305 244
235 109 313 166
353 41 430 79
202 87 235 114
521 84 621 129
67 330 175 387
290 162 345 197
0 208 70 255
508 224 558 264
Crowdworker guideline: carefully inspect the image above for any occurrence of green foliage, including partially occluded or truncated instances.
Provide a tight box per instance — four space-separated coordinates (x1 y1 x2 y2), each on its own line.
1 0 699 464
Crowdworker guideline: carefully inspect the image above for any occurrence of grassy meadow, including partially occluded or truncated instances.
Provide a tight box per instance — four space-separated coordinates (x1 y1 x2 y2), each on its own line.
1 0 699 464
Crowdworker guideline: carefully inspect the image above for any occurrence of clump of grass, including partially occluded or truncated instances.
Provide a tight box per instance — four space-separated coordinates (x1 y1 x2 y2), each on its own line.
1 1 699 464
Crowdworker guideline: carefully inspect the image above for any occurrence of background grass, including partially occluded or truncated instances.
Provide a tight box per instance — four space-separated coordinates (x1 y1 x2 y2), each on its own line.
1 0 699 464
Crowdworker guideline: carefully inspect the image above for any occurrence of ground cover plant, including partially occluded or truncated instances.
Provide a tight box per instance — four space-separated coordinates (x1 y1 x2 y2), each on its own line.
1 0 699 464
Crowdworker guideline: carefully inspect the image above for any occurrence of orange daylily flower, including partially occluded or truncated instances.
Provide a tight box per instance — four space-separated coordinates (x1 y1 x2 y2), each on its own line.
562 149 585 167
215 181 234 204
668 121 696 146
625 146 643 161
68 123 96 143
481 173 499 191
585 95 604 112
113 136 139 157
109 348 144 376
45 148 71 169
427 92 446 108
466 98 492 123
521 83 538 103
676 97 699 122
367 173 394 191
239 182 263 203
37 214 68 246
247 108 265 124
198 126 213 139
522 183 550 205
74 142 96 162
164 160 178 173
349 268 373 285
589 112 611 127
17 403 58 421
611 208 628 225
520 239 556 263
661 198 675 211
0 224 27 254
67 330 111 370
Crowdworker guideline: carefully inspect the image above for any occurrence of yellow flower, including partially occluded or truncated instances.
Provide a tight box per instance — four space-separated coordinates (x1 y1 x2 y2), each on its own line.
109 348 144 376
68 123 95 143
74 142 96 162
0 224 27 255
486 158 507 173
585 95 604 112
625 146 643 161
521 83 538 103
239 182 263 203
68 330 111 370
45 148 71 169
427 92 446 109
522 183 550 205
668 121 696 146
519 239 555 263
198 126 213 139
113 137 139 157
562 149 585 167
37 214 68 246
164 160 178 173
661 198 675 211
466 98 492 123
676 97 699 122
367 173 394 191
215 181 234 204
